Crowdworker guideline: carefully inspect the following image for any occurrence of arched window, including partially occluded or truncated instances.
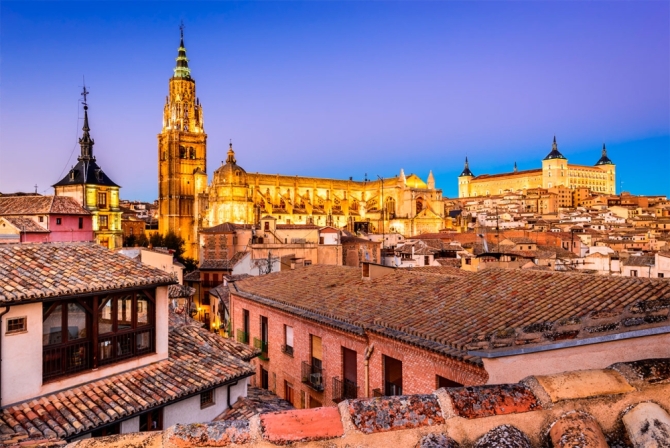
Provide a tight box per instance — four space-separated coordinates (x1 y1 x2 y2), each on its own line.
350 200 359 212
179 146 187 159
386 197 396 219
416 198 424 215
189 147 196 159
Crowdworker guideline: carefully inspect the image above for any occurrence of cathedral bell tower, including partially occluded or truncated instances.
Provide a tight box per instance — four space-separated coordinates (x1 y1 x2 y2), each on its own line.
158 25 207 260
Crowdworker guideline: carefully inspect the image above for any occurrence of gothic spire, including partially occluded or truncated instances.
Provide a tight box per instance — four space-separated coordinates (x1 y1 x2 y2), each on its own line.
173 22 191 79
514 161 518 173
460 157 474 177
544 135 566 160
78 84 94 161
595 143 614 165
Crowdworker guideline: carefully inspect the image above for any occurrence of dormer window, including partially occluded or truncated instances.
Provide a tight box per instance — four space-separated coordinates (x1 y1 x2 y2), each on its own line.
69 170 76 181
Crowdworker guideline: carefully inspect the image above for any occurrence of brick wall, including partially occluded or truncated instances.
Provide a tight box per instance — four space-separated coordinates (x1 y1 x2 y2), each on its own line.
230 292 487 408
203 233 229 260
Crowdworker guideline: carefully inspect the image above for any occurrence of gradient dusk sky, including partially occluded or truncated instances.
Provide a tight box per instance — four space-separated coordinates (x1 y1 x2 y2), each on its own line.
1 1 668 201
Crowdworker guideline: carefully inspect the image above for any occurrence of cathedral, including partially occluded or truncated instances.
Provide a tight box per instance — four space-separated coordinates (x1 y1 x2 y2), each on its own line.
458 137 616 198
157 30 445 260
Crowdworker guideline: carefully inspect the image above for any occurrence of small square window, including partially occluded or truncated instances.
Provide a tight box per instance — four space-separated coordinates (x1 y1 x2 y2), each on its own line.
6 317 26 334
39 216 44 223
200 389 214 408
56 218 62 225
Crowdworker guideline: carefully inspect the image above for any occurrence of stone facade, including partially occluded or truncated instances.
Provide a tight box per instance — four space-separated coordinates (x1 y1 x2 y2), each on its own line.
458 138 616 198
157 31 207 259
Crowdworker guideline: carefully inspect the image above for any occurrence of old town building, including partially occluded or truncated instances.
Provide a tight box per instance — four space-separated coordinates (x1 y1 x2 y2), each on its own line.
458 137 616 198
0 242 256 441
53 89 123 249
227 264 669 410
0 195 92 243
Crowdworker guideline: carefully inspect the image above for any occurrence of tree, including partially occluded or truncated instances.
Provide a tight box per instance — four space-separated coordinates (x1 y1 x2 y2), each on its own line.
123 234 136 247
136 233 149 247
149 232 163 248
163 231 185 261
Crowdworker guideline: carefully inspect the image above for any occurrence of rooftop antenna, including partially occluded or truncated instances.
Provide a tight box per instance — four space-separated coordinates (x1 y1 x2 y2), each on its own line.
34 184 38 194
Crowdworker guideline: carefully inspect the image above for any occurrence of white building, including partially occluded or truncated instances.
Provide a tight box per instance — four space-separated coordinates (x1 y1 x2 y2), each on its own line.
0 242 256 443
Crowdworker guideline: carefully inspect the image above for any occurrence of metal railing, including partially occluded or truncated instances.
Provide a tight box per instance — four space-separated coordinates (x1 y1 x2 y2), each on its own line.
301 361 325 392
98 328 155 366
281 344 294 357
43 339 92 381
372 388 383 397
332 377 358 403
254 338 269 360
385 381 403 396
237 329 249 344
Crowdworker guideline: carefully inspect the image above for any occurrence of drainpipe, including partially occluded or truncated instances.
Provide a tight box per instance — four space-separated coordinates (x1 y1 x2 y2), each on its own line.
0 306 10 407
363 344 375 397
227 380 239 409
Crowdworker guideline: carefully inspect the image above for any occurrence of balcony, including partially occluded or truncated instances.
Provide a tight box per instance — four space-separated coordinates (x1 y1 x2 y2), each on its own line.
98 328 155 367
372 388 383 398
254 338 269 361
281 344 294 357
237 329 249 344
43 339 92 382
332 377 358 403
301 361 324 392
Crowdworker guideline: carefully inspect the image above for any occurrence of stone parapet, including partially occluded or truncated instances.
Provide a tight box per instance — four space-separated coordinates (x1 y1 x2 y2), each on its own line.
33 358 670 448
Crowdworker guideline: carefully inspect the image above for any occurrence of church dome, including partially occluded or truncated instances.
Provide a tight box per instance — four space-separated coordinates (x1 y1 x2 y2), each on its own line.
213 143 247 186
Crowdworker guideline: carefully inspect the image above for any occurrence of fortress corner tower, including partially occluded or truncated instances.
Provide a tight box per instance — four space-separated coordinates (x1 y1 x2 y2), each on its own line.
158 26 207 259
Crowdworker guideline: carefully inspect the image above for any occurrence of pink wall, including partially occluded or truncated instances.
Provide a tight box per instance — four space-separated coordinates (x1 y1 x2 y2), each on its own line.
44 215 93 242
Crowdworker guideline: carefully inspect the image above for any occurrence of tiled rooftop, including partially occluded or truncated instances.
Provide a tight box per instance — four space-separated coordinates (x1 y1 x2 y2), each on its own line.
200 222 255 233
200 252 248 271
0 243 176 303
215 387 294 421
0 196 89 216
0 315 257 444
234 266 670 365
168 284 196 299
1 218 48 233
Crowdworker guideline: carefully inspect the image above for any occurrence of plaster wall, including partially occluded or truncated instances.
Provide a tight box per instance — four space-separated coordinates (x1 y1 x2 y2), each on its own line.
140 250 183 284
163 380 248 427
121 416 140 434
48 215 94 242
482 332 670 384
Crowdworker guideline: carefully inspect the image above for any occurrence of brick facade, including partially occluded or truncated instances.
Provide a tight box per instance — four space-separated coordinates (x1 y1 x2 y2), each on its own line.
230 292 487 409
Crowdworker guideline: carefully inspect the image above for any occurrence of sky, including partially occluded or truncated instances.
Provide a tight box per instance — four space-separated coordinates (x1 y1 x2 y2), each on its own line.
1 1 668 201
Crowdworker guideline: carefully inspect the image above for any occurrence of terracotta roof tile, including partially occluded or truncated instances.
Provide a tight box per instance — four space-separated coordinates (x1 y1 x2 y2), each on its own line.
0 243 175 303
0 196 89 216
234 266 670 366
1 218 48 233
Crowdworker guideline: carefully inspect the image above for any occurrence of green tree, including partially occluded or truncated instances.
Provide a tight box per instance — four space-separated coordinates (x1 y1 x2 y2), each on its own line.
123 234 137 247
136 233 149 247
149 232 164 248
163 231 185 261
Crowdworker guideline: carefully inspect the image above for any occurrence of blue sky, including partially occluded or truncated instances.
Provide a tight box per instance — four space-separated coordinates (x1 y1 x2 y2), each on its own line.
1 1 668 200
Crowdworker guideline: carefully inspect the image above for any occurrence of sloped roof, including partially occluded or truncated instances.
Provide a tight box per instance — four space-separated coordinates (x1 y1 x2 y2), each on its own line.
234 266 670 366
1 217 48 233
53 158 119 188
0 315 257 441
168 284 196 299
0 196 89 216
0 243 175 303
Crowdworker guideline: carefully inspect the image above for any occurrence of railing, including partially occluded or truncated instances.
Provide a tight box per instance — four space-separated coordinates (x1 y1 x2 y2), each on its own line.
332 377 358 403
281 344 294 357
372 388 383 397
97 203 108 209
237 330 249 344
385 381 403 396
98 328 155 366
301 361 324 392
43 339 92 382
254 338 269 360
